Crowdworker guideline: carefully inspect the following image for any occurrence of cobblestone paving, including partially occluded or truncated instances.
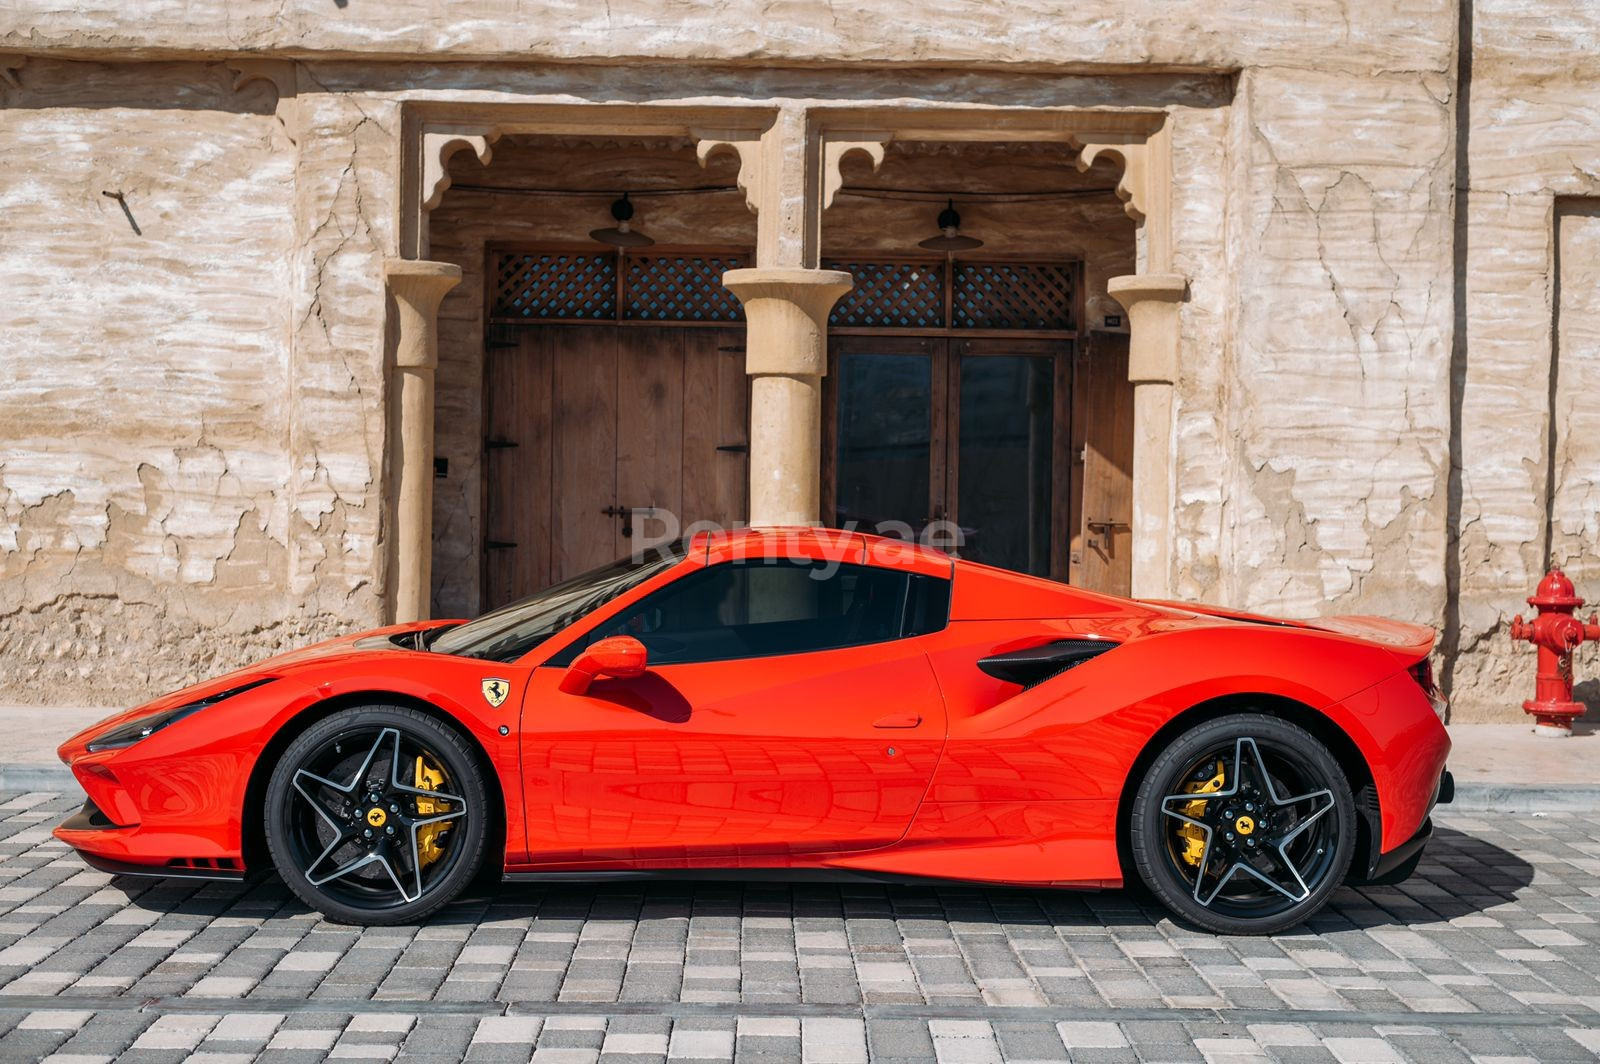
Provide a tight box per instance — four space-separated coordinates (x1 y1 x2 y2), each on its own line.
0 792 1597 1062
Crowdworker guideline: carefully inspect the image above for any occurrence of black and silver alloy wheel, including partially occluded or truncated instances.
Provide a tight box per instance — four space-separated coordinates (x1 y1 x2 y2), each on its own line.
265 706 488 925
1131 713 1356 935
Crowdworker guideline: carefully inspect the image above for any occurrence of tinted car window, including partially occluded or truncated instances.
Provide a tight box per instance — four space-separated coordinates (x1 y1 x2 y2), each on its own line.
572 560 951 666
429 541 688 663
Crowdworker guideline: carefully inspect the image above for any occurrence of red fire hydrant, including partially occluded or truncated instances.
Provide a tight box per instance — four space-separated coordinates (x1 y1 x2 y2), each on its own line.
1509 569 1600 735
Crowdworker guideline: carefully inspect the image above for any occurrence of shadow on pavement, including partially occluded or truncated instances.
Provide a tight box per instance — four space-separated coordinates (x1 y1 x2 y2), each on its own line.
105 821 1535 937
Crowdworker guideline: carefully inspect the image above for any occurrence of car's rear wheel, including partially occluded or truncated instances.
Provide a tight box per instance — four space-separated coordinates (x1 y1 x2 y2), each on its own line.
1130 713 1356 935
265 705 488 925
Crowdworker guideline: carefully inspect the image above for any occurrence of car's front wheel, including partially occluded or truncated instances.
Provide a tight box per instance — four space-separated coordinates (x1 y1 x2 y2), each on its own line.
265 705 489 925
1130 713 1356 935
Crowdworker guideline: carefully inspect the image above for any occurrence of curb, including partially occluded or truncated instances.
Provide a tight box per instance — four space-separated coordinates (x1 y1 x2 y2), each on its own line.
0 765 76 791
1 766 1596 813
1447 783 1600 813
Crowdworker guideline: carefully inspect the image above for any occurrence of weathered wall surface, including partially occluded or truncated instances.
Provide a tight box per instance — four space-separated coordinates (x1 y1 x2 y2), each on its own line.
9 0 1578 723
0 60 303 702
1219 65 1454 628
1452 1 1600 719
0 60 400 704
0 1 1453 74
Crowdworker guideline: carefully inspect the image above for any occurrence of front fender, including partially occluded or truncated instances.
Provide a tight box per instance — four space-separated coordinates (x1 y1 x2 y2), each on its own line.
56 651 528 864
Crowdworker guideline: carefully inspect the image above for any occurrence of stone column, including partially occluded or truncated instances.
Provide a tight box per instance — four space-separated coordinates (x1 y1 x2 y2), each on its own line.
722 268 854 527
1108 273 1187 600
385 259 462 623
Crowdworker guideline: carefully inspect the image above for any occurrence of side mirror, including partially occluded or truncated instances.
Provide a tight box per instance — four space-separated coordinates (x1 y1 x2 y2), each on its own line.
558 635 648 695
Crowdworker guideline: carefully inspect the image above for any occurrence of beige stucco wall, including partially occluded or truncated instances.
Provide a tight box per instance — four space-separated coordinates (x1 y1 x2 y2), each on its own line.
0 60 343 699
2 1 1588 722
1450 1 1600 719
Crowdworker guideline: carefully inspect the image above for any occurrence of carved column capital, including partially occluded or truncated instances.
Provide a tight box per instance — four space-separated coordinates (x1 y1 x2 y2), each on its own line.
722 267 853 377
1108 273 1187 384
386 259 462 370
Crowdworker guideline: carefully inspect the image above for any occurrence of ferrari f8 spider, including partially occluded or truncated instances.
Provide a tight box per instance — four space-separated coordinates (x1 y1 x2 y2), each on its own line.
56 528 1451 934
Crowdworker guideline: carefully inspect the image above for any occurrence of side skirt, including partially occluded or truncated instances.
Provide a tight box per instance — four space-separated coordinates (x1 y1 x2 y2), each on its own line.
503 868 1107 890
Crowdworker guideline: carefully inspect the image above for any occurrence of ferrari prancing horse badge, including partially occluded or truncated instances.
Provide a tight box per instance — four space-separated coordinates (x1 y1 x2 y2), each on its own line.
481 678 510 708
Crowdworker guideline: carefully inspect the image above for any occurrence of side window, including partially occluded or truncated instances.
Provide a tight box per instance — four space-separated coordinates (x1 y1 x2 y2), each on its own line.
575 560 950 666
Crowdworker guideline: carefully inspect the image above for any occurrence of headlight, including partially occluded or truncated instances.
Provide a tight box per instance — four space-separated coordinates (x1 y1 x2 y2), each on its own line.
85 678 275 752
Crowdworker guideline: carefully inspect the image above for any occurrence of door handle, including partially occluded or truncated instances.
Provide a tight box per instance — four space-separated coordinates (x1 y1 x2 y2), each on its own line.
873 714 922 729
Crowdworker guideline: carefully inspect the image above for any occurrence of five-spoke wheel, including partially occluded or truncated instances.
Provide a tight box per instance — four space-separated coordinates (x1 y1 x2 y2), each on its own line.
265 706 488 925
1130 713 1356 935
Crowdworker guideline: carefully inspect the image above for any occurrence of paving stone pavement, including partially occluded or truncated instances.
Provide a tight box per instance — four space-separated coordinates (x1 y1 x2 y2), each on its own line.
0 792 1596 1062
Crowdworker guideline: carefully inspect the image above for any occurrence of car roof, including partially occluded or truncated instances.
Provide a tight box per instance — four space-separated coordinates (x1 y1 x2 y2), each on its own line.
689 526 954 578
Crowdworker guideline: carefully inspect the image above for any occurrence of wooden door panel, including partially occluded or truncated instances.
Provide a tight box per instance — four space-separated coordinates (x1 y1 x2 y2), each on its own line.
1074 333 1134 596
617 327 686 548
484 329 553 609
552 326 619 580
681 330 749 532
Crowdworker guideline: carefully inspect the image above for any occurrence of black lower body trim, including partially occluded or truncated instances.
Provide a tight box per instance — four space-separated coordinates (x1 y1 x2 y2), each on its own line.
76 852 246 883
59 798 125 832
1365 816 1433 882
502 868 1098 889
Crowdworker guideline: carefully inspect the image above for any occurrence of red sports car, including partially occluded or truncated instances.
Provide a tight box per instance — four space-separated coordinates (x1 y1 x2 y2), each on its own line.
55 528 1451 935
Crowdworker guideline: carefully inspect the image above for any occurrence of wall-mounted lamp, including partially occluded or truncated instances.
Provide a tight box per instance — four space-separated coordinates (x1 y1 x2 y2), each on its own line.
589 193 655 248
917 199 983 252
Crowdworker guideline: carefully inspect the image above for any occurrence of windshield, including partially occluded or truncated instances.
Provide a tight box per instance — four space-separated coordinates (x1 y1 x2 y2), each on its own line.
428 541 690 663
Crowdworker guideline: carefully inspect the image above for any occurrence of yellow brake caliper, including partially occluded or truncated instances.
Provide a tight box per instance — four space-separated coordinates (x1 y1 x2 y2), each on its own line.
413 755 452 867
1177 759 1225 867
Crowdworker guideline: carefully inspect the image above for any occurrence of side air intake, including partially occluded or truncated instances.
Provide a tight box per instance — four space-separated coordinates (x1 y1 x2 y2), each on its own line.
977 638 1118 689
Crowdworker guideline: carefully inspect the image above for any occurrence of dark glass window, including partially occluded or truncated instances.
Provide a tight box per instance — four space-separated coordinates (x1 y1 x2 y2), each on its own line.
568 560 950 666
429 541 689 663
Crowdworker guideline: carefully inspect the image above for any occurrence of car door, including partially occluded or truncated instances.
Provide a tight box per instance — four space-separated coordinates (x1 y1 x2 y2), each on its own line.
516 557 951 868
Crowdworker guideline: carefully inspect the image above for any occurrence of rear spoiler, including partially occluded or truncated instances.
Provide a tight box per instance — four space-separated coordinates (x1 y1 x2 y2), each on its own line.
1143 600 1436 664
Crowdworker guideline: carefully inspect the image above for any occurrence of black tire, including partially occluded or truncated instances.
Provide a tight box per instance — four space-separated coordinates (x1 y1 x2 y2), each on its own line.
265 705 489 925
1130 713 1356 935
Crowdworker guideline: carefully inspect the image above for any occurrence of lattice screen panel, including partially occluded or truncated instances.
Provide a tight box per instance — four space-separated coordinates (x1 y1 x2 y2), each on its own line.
825 260 946 328
492 249 1078 332
951 262 1076 331
493 252 617 320
624 254 747 322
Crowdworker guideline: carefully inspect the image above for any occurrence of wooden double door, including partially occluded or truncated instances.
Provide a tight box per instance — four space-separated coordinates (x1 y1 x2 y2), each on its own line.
824 334 1133 591
483 326 1132 609
482 325 748 608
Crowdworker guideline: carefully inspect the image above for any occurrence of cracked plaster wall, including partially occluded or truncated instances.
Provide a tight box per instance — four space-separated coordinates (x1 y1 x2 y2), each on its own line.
1451 1 1600 719
0 59 394 704
6 1 1577 722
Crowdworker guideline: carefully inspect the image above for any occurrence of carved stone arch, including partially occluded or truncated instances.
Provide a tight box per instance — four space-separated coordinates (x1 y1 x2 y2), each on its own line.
1071 136 1149 223
0 54 26 90
693 130 765 215
421 126 501 213
820 133 891 209
226 58 299 143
